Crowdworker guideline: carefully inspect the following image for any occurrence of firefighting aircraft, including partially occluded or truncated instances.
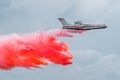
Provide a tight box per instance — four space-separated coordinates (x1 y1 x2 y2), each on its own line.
58 18 107 30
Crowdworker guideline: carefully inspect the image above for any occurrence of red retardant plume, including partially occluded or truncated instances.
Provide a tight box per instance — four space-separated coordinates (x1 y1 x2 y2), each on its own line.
0 30 73 70
0 29 85 70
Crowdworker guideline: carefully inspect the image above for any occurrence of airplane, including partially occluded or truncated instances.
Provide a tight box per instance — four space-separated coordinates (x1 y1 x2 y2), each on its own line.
58 18 107 30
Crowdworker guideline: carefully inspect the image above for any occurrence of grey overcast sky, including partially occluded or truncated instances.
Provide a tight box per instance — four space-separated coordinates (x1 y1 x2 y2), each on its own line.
0 0 120 80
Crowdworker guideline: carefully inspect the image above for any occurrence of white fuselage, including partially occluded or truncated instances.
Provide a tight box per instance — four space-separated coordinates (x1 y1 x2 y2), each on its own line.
63 24 107 30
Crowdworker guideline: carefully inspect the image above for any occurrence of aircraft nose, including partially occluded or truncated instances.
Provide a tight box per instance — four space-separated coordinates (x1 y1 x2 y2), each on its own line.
104 24 107 28
102 24 107 28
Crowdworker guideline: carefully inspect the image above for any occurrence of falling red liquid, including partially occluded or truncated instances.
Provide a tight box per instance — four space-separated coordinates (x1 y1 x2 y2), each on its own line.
0 29 84 70
49 29 85 37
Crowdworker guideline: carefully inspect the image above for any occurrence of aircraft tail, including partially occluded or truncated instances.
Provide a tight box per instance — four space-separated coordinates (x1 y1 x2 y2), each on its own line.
58 18 69 26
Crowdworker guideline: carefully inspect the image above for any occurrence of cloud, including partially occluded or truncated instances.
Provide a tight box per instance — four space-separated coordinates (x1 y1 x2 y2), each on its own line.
70 49 120 80
75 0 109 15
0 0 11 11
0 0 74 34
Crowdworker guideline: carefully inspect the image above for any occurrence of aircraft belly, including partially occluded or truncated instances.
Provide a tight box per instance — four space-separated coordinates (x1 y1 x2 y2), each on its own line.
63 25 105 30
64 25 83 29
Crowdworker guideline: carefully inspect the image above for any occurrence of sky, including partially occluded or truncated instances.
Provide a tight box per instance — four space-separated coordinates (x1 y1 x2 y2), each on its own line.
0 0 120 80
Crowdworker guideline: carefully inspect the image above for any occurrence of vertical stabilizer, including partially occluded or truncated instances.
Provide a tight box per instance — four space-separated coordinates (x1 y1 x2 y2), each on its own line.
58 18 69 26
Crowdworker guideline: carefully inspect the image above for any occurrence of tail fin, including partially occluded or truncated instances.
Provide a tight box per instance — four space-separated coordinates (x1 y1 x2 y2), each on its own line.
58 18 69 26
